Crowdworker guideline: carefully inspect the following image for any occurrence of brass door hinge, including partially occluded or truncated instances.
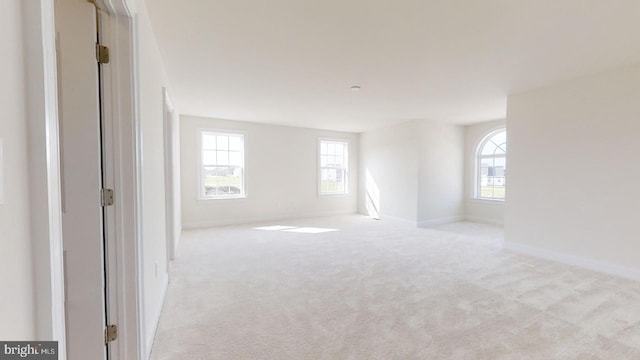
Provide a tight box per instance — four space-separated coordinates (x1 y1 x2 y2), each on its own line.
96 44 110 64
101 188 114 207
105 324 118 344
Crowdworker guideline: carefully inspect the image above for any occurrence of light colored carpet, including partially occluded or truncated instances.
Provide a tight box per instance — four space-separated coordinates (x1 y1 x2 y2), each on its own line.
150 215 640 359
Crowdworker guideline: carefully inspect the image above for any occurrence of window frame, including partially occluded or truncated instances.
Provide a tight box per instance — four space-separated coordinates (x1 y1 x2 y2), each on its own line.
197 129 246 201
318 138 349 196
474 128 506 202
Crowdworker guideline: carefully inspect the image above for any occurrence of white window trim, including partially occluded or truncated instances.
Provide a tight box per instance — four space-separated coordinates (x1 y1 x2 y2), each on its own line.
197 129 247 200
318 138 349 196
474 128 506 202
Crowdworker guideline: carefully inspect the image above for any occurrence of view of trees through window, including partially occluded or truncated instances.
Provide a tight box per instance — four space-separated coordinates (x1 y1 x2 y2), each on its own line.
478 129 506 200
201 131 245 199
319 140 348 194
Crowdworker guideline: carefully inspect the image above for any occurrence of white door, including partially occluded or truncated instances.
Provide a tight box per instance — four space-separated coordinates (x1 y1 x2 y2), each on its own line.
56 0 108 359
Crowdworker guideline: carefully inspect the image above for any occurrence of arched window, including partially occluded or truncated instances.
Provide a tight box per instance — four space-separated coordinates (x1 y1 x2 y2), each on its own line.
476 129 506 200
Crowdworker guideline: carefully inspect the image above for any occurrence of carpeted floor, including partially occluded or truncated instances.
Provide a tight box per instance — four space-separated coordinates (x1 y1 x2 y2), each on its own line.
150 215 640 359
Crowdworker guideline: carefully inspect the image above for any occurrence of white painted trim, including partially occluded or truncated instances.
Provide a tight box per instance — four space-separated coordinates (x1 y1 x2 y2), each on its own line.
183 210 358 229
0 138 3 205
473 196 507 202
473 126 507 199
129 9 148 360
96 3 144 360
98 0 138 15
504 242 640 282
23 1 67 358
196 128 247 201
377 214 417 226
464 215 504 226
318 137 350 196
170 109 182 258
468 198 505 204
163 88 175 264
418 216 465 228
145 273 169 360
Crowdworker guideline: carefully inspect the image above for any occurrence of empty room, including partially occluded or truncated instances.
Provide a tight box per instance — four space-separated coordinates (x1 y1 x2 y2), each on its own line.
146 0 640 358
1 0 640 359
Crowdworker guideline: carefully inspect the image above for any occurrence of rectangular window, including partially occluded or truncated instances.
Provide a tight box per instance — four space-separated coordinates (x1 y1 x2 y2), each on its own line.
319 139 348 195
200 130 245 199
479 156 506 199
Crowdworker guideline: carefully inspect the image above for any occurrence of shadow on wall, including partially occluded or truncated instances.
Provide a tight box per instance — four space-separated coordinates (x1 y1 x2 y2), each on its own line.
366 169 380 219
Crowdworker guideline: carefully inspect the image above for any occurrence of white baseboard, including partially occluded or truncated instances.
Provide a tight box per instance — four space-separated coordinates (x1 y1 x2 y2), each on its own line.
359 214 466 228
183 210 357 229
173 227 182 258
418 216 464 228
145 273 169 359
504 242 640 282
378 214 417 226
465 215 504 226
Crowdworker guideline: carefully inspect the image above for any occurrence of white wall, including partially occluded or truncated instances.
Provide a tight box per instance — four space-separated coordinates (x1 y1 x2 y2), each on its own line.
359 121 419 223
418 121 465 226
137 1 171 353
506 63 640 273
0 0 36 339
181 115 359 228
171 109 182 252
464 119 506 225
359 120 464 226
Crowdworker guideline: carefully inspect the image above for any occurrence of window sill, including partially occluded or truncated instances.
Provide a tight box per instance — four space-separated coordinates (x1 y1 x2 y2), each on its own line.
319 192 349 197
470 198 505 204
199 195 246 201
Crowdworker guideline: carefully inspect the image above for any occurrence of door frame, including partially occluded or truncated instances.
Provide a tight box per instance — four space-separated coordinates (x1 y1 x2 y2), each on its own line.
24 0 145 359
162 88 176 264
